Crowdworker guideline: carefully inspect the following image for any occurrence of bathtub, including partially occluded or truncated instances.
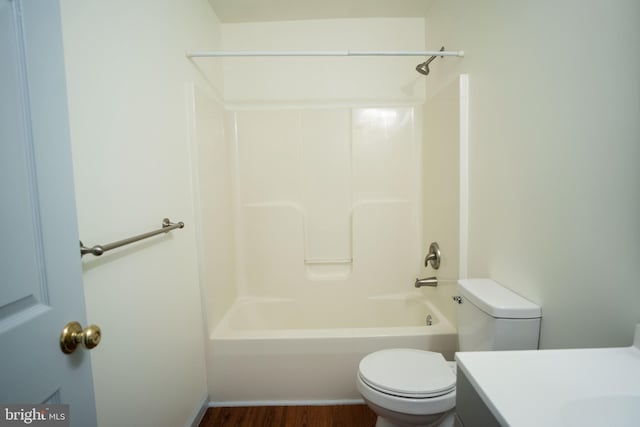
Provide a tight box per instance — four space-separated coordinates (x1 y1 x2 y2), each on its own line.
207 292 457 404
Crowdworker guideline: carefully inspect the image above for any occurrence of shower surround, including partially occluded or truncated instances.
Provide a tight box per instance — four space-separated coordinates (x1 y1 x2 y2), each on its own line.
188 16 460 404
200 105 458 403
231 106 422 297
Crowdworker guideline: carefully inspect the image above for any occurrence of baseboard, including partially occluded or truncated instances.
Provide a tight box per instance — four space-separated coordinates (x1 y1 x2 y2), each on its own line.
209 398 365 407
187 393 210 427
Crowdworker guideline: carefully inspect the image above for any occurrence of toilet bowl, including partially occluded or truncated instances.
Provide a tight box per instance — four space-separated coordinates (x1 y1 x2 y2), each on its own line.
356 279 542 427
356 348 456 427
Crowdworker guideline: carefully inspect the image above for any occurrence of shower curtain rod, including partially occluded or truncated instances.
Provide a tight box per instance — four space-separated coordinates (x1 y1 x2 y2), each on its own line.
186 50 464 58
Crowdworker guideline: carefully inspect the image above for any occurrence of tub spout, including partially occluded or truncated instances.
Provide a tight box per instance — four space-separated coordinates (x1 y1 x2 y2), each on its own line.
415 276 438 288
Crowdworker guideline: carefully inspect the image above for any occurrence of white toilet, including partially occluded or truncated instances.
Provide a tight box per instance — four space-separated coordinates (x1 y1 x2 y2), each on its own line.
357 278 542 427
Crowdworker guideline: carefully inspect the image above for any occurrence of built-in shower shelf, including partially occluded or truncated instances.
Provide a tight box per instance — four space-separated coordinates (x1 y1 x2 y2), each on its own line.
304 259 353 280
304 258 352 265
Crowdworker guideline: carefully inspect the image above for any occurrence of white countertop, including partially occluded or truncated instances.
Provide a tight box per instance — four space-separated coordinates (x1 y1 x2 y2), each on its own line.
456 325 640 426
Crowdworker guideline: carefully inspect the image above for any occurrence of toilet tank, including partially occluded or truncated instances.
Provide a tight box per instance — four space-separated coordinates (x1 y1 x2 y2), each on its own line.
456 279 541 352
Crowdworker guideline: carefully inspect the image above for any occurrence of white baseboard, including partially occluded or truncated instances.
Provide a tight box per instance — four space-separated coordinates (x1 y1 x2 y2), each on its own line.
208 398 365 407
187 393 210 427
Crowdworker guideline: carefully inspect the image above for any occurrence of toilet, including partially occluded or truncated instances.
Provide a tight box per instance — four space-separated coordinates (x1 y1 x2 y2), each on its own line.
357 278 541 427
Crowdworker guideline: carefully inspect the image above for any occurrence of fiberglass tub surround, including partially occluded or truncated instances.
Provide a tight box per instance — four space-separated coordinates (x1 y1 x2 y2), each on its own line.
206 105 458 403
232 106 422 298
214 293 449 335
209 293 456 402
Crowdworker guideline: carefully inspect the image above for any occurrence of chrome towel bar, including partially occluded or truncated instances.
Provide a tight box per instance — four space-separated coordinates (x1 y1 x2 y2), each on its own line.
80 218 184 257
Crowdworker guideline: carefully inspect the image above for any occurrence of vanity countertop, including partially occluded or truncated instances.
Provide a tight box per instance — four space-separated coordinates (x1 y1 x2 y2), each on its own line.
455 325 640 426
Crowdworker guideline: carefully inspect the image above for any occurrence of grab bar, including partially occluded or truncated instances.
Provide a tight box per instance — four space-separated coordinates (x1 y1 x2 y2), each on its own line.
80 218 184 257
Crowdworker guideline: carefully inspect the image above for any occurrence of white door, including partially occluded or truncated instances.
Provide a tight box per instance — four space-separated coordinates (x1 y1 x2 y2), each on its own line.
0 0 97 425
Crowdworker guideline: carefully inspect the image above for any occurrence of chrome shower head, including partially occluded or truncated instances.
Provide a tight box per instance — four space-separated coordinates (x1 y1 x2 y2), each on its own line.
415 46 445 76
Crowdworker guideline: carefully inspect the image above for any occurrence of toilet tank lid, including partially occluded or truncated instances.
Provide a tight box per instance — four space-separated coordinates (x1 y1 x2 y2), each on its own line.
457 279 541 319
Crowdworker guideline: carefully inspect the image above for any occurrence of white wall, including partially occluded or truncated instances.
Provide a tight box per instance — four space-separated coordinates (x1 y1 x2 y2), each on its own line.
60 1 222 425
222 18 425 106
426 0 640 348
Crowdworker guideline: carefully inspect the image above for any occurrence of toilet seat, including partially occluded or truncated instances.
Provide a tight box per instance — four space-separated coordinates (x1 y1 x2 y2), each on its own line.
358 349 456 399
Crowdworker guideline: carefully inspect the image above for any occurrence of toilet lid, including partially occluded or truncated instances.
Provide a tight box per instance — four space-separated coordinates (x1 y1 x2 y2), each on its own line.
358 349 456 398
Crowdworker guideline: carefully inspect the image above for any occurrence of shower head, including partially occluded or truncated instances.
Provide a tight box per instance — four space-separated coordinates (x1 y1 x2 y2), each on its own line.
415 61 431 75
415 46 445 76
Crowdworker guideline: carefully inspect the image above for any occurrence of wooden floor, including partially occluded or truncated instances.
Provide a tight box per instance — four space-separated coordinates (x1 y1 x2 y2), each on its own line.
199 404 377 427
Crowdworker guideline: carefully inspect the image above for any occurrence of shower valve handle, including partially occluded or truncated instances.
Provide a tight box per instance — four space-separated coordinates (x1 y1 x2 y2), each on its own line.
424 242 441 270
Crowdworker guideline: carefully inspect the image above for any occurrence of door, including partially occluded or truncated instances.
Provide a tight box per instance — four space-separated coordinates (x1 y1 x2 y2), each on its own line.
0 0 97 425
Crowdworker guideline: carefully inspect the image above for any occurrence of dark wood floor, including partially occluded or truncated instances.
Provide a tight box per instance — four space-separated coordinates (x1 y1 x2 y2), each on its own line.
199 404 377 427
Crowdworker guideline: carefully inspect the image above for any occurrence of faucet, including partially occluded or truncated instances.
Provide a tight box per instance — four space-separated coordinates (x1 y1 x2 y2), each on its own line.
415 276 438 288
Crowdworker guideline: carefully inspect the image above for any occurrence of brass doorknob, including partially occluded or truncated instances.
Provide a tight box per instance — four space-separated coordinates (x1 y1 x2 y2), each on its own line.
60 321 102 354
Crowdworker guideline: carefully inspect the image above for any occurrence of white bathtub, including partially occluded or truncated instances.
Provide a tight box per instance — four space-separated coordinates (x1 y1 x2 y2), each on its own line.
207 292 457 404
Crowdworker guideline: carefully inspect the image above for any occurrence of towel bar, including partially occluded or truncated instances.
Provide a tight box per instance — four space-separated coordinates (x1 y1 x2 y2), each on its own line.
80 218 184 257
